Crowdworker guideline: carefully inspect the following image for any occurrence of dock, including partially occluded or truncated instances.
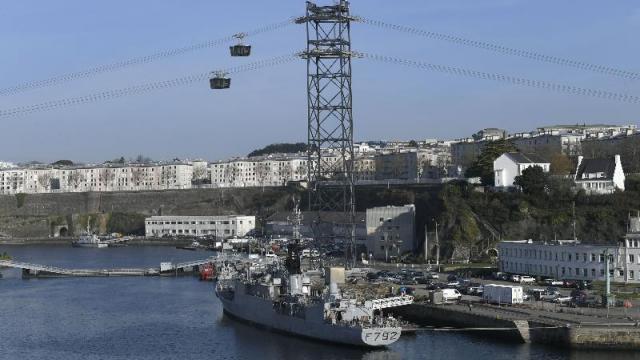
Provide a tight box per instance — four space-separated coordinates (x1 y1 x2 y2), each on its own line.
0 259 213 278
392 301 640 350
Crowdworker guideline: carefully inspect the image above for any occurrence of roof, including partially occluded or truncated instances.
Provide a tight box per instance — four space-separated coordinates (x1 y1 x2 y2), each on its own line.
504 152 549 164
576 158 616 180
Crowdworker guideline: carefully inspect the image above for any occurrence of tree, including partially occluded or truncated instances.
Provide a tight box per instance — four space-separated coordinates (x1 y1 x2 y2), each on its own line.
280 162 294 185
37 173 52 191
191 166 208 185
550 153 573 175
255 162 270 191
465 139 517 185
514 166 549 196
248 143 307 157
131 168 144 187
68 171 84 190
408 140 418 148
51 160 74 166
135 155 153 164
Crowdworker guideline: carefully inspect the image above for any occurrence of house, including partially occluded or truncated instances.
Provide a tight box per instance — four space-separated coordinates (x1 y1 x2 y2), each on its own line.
574 155 625 194
493 152 550 188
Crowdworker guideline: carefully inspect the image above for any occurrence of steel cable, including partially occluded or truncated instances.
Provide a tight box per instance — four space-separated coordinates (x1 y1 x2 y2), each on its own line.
0 18 295 97
357 17 640 81
0 54 299 119
358 52 640 103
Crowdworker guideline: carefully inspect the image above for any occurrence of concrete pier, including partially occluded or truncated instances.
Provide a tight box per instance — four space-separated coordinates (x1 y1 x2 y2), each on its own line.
393 302 640 350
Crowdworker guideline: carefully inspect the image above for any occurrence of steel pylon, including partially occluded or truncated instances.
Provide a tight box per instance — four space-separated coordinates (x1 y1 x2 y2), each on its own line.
297 1 356 267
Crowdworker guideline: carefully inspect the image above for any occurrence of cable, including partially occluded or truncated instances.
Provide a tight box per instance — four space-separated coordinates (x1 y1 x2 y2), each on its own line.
0 54 299 119
357 17 640 81
358 52 640 104
0 18 295 97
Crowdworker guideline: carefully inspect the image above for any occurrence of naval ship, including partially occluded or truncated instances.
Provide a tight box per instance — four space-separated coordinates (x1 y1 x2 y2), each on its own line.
215 203 413 347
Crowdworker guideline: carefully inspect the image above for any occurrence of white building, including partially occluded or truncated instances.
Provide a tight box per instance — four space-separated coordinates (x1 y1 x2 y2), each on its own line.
498 216 640 284
0 162 195 195
210 154 307 188
145 215 255 238
574 155 625 194
493 152 550 188
365 205 416 260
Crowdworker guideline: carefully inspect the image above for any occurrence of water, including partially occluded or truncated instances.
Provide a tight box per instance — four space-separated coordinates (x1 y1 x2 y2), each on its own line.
0 245 637 360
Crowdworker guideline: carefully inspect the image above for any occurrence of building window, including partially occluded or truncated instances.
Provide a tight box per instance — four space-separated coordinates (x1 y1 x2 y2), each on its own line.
618 270 624 277
630 254 635 263
630 270 635 280
591 269 596 277
591 253 596 262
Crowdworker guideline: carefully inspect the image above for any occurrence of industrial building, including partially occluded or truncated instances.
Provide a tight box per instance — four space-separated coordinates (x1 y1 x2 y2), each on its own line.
498 216 640 284
145 215 255 238
366 205 416 260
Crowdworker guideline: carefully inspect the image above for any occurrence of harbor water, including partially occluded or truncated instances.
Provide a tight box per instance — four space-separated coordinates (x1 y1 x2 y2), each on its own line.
0 245 638 360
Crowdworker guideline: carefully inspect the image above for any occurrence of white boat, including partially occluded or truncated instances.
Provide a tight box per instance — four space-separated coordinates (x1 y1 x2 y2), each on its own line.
72 233 109 248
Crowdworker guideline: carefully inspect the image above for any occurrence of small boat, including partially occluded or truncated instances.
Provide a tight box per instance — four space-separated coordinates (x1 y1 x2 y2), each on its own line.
176 240 201 251
199 263 216 281
72 233 109 248
72 217 109 248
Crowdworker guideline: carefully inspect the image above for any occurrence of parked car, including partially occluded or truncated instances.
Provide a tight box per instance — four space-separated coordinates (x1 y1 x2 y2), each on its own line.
546 286 561 296
447 274 458 282
510 275 521 283
427 282 446 291
426 273 439 280
542 279 564 286
446 281 461 288
441 288 462 302
553 296 572 304
519 276 535 284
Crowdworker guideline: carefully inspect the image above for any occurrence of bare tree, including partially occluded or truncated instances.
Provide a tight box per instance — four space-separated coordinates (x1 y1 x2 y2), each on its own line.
37 172 52 192
295 163 308 180
191 166 208 185
131 168 145 189
255 162 270 191
97 168 116 190
280 162 294 185
68 171 83 190
223 163 238 187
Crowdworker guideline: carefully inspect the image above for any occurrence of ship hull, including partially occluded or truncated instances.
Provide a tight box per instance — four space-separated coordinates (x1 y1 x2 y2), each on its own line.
216 285 402 347
72 242 108 248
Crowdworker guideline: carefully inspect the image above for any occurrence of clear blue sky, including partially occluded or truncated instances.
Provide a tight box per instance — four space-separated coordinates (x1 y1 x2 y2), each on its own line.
1 0 640 163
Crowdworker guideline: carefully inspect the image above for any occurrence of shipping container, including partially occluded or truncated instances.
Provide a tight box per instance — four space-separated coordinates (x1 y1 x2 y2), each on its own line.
482 284 524 305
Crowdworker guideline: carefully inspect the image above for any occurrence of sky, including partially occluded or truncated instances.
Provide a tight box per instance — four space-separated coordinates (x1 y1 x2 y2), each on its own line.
1 0 640 163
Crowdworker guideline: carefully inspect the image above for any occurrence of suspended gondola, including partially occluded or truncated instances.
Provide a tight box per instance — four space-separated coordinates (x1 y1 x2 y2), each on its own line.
210 71 231 89
230 33 251 57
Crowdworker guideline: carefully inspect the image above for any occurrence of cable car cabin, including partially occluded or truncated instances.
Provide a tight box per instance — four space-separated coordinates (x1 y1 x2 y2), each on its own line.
210 77 231 89
229 45 251 57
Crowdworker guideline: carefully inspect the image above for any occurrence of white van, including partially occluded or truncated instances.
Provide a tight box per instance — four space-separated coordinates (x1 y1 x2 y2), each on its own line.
441 288 462 302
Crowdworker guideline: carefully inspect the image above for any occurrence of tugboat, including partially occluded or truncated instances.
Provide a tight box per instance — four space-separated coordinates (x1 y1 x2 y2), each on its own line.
215 200 413 347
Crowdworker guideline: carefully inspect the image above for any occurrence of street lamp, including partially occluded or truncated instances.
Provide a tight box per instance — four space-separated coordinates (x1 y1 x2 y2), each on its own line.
433 218 440 269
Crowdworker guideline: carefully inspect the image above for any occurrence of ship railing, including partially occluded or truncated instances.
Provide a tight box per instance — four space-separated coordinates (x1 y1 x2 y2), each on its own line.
365 295 414 310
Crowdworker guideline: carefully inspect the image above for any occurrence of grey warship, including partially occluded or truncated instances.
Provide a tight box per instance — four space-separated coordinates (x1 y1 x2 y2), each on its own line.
215 204 413 347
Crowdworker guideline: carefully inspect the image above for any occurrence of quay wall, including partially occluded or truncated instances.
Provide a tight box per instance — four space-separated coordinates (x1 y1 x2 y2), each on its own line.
397 303 640 350
0 188 294 239
393 303 530 343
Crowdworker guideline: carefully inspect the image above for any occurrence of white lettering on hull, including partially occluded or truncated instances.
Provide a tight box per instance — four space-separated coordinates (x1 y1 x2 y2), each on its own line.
361 328 402 346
